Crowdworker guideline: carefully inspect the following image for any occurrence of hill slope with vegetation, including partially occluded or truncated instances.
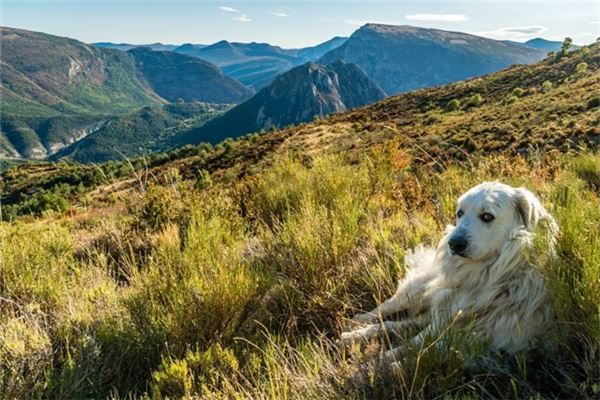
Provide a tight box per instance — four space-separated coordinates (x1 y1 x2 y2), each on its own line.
0 27 245 160
52 102 231 163
0 40 598 399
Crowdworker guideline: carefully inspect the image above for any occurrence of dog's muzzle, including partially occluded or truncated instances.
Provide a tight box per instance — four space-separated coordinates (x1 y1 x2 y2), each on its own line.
448 235 468 257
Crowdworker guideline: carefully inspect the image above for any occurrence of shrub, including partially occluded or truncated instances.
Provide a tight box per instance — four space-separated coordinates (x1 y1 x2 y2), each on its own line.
575 62 588 74
194 168 212 190
542 80 553 93
512 87 525 97
506 95 519 104
0 318 52 399
446 99 461 111
27 190 69 216
587 96 600 109
467 93 484 107
151 344 240 398
130 184 184 232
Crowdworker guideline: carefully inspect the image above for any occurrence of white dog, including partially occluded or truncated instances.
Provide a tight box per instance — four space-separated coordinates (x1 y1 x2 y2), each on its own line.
341 182 558 360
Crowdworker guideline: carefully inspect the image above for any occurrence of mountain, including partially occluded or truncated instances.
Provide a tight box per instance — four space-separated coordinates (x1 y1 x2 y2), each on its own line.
0 27 246 160
174 40 299 91
0 27 163 117
523 38 576 52
0 27 164 158
93 42 180 51
176 61 385 145
296 37 348 61
173 38 348 91
128 47 252 103
319 24 546 95
53 103 230 163
502 38 578 52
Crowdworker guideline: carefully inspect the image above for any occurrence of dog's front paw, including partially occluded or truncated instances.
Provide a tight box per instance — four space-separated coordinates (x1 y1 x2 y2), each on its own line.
352 312 378 325
339 330 366 347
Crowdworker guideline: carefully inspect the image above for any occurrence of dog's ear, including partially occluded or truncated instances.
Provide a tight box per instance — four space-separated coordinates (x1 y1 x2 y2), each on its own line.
514 188 558 235
514 188 541 231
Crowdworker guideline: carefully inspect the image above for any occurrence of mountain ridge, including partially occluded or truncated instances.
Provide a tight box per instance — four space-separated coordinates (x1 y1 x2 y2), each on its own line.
176 61 385 145
319 23 546 94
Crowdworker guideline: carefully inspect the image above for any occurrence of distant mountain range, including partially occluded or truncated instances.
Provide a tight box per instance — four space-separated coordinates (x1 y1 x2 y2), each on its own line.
95 38 348 91
503 37 577 52
93 42 180 51
173 37 348 91
177 61 386 145
2 24 566 163
319 24 546 94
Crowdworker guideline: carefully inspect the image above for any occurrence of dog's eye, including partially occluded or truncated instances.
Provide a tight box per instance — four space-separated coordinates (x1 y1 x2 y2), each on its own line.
480 213 495 223
456 210 464 218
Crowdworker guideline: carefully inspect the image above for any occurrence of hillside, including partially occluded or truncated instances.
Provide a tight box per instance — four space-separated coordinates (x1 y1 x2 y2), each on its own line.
3 41 597 217
176 61 385 145
320 24 546 94
129 47 252 103
52 103 231 163
0 27 162 158
0 42 598 400
0 27 163 117
0 27 244 161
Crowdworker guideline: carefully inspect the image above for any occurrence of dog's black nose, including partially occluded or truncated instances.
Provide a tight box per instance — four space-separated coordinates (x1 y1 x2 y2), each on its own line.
449 236 468 255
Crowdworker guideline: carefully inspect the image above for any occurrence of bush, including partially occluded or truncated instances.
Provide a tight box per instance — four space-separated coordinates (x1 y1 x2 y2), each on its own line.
446 99 461 111
542 80 553 93
130 184 184 232
194 168 212 190
151 344 239 398
506 95 519 104
587 96 600 109
467 93 484 107
0 318 52 399
27 190 69 216
575 62 588 74
512 87 525 97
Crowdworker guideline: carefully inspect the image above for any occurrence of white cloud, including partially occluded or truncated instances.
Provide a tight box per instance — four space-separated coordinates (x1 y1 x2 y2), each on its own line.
233 14 252 22
219 6 239 13
405 14 469 22
476 25 549 40
269 9 289 17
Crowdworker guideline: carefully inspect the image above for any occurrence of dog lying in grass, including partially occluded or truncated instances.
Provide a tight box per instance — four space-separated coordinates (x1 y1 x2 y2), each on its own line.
341 182 558 361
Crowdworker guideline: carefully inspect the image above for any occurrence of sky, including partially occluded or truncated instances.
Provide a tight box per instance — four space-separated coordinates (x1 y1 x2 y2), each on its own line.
2 0 599 48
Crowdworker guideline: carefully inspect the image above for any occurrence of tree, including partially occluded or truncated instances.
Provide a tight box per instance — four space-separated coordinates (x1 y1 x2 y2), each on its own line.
561 37 573 54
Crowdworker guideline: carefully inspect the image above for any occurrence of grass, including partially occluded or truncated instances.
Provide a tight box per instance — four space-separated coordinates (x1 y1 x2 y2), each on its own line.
1 38 598 400
1 149 598 399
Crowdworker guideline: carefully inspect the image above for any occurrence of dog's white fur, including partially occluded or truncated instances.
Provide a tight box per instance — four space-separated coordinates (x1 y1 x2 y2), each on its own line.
341 182 558 357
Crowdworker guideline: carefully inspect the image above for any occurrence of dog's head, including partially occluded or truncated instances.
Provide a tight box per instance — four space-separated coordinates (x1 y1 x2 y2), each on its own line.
447 182 557 261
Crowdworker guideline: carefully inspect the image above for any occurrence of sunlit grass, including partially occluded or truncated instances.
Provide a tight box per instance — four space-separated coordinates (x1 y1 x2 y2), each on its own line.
0 151 598 398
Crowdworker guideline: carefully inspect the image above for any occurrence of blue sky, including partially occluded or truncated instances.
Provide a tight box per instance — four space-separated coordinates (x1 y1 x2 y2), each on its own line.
2 1 599 48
